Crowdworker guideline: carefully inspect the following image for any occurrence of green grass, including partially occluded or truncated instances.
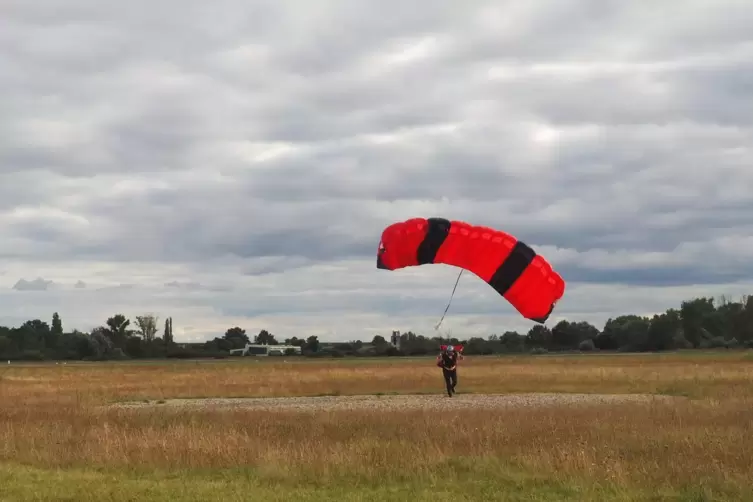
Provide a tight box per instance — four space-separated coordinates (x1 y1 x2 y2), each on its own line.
4 460 744 502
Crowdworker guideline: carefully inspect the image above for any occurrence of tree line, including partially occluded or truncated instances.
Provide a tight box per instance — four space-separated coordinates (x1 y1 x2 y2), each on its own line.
1 294 752 361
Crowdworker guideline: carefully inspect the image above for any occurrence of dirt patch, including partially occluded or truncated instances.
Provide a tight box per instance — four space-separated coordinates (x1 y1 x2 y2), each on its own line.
111 393 678 412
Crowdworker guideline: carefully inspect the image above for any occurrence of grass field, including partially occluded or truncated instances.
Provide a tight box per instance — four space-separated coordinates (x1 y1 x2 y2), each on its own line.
1 351 752 501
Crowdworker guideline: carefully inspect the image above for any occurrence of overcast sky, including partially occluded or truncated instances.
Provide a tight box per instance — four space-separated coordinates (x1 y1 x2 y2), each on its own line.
2 1 752 343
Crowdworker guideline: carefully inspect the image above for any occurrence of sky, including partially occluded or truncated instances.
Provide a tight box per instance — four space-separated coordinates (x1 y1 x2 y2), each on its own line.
2 1 752 343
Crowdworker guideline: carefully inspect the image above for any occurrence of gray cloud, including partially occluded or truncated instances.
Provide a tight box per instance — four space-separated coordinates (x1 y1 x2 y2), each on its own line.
1 0 752 340
12 278 54 291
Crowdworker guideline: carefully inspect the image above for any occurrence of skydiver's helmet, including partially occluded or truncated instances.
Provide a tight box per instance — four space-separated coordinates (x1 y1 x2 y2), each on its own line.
446 345 454 354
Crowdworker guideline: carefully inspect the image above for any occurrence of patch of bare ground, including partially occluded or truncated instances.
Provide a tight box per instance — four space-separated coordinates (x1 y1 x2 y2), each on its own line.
111 392 679 412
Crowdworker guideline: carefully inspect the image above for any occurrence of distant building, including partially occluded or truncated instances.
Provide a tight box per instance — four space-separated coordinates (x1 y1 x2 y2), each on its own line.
390 330 401 350
229 343 302 356
176 343 206 350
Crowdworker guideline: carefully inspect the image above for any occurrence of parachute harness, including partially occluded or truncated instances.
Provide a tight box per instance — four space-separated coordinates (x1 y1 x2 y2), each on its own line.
434 269 464 331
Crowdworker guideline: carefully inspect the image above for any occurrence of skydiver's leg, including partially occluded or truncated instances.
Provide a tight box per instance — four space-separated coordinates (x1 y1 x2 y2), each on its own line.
450 370 457 393
442 369 453 396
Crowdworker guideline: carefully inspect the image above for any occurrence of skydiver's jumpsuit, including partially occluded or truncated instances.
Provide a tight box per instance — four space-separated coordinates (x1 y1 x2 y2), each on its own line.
438 352 458 396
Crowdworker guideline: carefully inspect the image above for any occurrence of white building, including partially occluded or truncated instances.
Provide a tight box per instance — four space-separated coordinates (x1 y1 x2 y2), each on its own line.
229 343 302 356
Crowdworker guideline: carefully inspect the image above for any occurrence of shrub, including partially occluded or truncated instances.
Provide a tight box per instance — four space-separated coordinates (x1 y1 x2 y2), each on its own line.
579 339 596 351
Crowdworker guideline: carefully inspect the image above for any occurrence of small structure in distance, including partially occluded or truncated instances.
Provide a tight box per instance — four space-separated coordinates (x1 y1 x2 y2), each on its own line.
229 343 302 357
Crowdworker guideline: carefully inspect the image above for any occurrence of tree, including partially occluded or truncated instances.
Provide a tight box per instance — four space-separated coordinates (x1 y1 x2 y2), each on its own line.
135 314 159 343
579 339 596 351
499 331 525 352
526 325 552 349
0 334 11 354
551 320 598 350
0 288 752 361
16 319 51 352
89 327 116 359
104 314 132 349
223 327 249 349
163 317 174 345
680 297 717 347
646 309 683 351
599 315 651 351
371 335 387 346
284 336 305 347
58 331 95 359
716 296 748 342
464 337 492 355
125 336 145 358
742 295 753 342
255 329 278 345
51 312 63 337
305 335 319 352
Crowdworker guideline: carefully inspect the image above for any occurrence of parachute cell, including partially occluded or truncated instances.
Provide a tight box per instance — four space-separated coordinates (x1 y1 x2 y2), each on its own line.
376 217 565 323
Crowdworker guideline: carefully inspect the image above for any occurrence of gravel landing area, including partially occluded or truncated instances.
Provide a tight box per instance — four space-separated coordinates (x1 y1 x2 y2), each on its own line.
111 393 678 412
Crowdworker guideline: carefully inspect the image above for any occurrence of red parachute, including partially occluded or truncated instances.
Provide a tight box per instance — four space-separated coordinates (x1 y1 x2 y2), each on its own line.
376 217 565 323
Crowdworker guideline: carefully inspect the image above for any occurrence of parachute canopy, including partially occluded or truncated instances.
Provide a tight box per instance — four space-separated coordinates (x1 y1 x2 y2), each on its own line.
376 217 565 323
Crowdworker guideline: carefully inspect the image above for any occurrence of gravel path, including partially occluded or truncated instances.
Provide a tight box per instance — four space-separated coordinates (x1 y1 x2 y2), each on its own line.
112 393 676 412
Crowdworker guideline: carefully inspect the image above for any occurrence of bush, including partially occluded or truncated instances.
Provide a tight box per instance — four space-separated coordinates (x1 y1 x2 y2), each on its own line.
672 334 693 349
21 350 45 361
166 347 204 358
700 336 727 349
579 339 596 351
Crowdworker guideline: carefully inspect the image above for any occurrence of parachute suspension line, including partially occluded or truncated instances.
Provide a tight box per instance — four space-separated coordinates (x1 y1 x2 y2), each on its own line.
434 269 464 331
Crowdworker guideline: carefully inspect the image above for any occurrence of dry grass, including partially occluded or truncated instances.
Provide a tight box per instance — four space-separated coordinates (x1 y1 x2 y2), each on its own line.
1 352 753 501
3 351 752 405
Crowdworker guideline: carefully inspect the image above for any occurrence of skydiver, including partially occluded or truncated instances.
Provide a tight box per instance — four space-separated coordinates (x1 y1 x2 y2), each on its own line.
437 345 461 397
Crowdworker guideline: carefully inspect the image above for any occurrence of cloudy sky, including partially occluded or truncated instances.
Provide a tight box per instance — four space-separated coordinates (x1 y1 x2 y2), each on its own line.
2 1 752 343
